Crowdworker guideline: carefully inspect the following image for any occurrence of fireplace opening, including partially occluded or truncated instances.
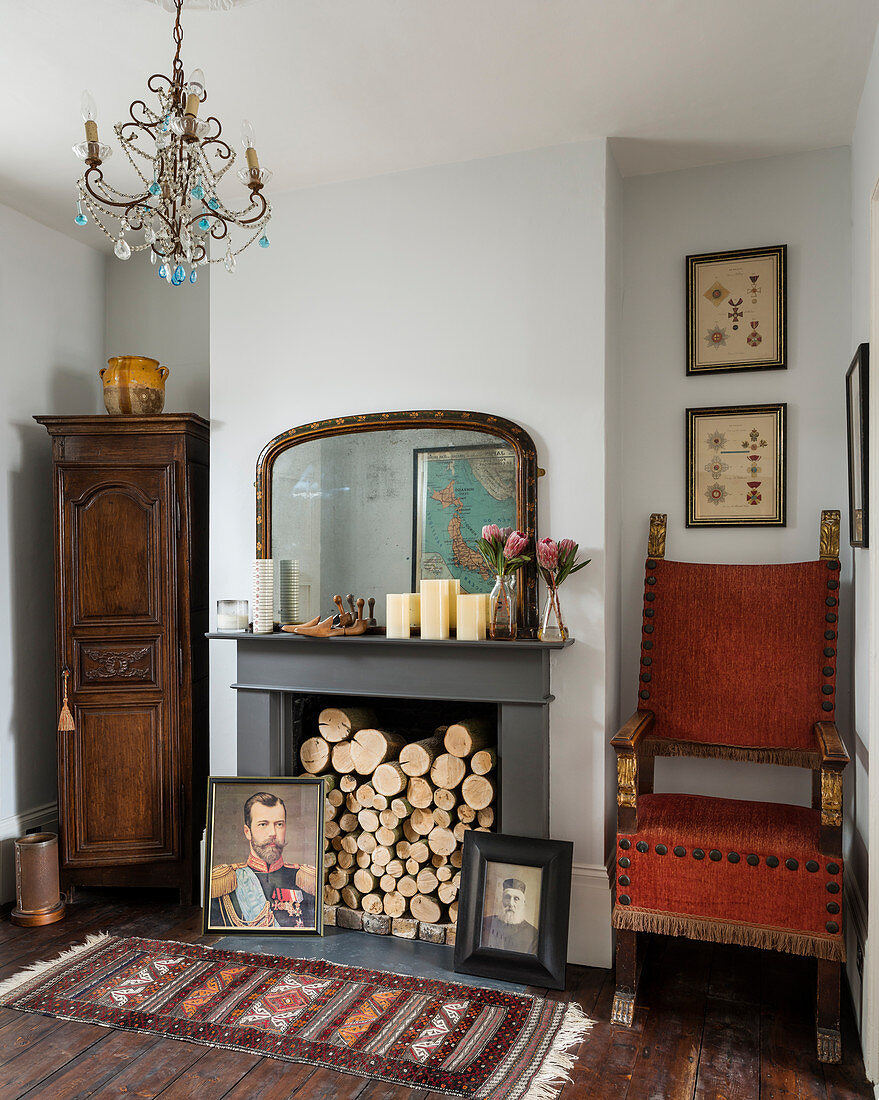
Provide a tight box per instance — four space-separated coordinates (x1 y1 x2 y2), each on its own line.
289 694 499 945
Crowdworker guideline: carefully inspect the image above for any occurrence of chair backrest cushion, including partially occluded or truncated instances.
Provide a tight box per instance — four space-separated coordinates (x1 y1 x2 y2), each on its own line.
638 558 839 752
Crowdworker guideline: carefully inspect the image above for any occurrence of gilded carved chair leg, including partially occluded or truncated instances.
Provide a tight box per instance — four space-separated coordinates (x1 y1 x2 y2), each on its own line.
816 958 842 1063
611 929 638 1027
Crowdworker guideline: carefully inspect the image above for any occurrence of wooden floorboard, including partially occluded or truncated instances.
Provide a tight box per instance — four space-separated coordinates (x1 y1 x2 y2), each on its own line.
0 892 871 1100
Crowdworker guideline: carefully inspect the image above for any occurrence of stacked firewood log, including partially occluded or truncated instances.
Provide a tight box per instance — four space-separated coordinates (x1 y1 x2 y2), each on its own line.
301 706 497 944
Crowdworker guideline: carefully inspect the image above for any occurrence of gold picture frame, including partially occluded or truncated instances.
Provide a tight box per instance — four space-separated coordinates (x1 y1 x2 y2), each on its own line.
687 403 786 527
686 245 786 375
202 776 324 935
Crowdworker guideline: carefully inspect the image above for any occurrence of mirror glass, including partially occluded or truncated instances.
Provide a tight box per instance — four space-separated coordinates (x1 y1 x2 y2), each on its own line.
269 427 519 623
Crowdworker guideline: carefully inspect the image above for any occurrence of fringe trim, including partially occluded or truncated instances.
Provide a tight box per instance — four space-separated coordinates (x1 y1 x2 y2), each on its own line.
643 738 818 769
613 908 844 962
0 933 113 1005
518 1001 592 1100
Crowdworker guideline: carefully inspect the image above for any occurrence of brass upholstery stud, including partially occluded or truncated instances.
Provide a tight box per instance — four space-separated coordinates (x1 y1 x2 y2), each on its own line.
709 850 722 862
827 902 840 914
619 895 631 905
767 856 780 868
827 882 840 894
655 844 667 855
693 849 705 860
746 854 759 866
636 841 648 853
619 857 630 868
619 839 631 849
827 863 840 875
826 921 839 934
785 858 799 870
806 861 819 872
673 846 686 857
728 852 740 863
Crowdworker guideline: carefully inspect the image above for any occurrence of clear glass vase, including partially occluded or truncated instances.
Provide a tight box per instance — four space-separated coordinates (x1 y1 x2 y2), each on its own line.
488 573 517 640
538 584 568 641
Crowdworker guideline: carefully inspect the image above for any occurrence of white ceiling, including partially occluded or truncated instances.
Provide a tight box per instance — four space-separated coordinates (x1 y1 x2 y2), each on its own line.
2 0 878 248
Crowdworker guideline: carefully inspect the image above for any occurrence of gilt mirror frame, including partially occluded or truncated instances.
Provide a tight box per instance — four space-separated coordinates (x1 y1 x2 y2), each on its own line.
255 410 541 635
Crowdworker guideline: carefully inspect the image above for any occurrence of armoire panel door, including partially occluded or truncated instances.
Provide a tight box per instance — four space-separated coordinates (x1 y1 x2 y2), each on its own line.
61 702 178 865
60 466 174 629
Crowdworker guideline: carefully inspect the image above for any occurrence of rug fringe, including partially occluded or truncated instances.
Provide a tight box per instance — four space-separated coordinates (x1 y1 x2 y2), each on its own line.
521 1001 591 1100
0 932 114 1005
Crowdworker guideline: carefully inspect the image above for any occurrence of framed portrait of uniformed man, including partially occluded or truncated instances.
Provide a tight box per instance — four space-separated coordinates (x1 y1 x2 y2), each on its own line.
203 777 324 935
454 833 573 989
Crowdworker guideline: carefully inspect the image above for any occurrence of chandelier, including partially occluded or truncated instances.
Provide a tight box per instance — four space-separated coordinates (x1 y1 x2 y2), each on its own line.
72 0 272 284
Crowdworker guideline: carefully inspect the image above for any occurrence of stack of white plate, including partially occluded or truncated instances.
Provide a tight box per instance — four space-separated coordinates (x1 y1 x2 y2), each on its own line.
252 559 274 633
279 559 301 624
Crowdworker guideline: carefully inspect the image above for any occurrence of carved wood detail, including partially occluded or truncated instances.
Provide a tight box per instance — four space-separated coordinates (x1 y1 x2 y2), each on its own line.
820 510 840 561
820 768 843 828
647 513 667 559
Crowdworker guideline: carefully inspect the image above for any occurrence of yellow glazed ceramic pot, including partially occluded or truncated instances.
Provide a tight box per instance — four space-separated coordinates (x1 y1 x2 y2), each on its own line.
100 356 169 415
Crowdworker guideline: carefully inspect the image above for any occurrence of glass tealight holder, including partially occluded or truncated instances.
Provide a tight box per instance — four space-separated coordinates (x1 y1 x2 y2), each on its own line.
217 599 248 631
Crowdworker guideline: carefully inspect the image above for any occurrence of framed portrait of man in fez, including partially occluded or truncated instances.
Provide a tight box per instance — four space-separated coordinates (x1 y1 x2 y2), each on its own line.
454 832 573 989
203 777 324 935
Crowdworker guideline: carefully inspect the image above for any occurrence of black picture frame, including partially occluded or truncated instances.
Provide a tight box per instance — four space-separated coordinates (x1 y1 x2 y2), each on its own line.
453 832 573 990
686 244 786 376
846 343 869 548
203 776 324 935
686 402 787 528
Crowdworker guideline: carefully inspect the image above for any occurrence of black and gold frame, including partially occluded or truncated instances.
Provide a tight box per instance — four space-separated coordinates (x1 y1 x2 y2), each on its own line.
846 343 869 547
203 776 324 935
687 403 786 528
686 245 786 375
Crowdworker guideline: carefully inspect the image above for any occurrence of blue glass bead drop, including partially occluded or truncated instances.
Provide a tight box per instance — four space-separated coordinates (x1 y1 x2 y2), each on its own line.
259 235 270 248
74 213 87 226
189 268 198 284
149 182 160 196
191 184 205 200
208 197 219 210
158 263 168 279
198 217 209 230
173 264 185 283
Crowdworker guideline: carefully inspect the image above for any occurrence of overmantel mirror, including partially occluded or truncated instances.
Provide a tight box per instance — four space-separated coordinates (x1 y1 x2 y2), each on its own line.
256 411 541 635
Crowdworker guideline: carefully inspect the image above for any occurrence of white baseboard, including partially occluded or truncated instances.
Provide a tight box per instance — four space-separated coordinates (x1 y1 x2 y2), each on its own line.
0 803 59 906
568 862 612 968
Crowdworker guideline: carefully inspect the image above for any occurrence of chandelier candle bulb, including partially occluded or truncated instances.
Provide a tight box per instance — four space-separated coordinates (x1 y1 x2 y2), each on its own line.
185 93 200 118
420 580 449 640
386 595 410 639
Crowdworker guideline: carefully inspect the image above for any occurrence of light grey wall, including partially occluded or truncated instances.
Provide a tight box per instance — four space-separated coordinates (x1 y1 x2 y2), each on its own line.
104 252 210 418
0 203 105 864
210 140 614 965
850 19 879 1045
620 148 853 833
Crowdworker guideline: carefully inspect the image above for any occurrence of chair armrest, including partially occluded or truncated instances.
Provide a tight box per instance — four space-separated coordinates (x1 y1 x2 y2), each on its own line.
612 712 655 832
611 710 655 754
814 723 848 856
814 722 850 769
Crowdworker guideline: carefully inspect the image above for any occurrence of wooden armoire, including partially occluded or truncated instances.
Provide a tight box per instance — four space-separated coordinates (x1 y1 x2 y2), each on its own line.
35 415 209 903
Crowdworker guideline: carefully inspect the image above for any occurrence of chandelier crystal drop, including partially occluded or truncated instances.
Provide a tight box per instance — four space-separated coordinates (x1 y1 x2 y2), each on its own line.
72 0 272 281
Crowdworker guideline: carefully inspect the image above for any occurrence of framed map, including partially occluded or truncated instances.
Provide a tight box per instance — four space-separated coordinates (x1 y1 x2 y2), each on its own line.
687 403 786 527
686 245 786 375
412 444 516 592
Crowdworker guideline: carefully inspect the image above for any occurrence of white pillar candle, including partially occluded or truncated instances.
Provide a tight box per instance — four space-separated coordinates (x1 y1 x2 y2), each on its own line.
478 594 490 637
420 580 449 639
456 595 485 640
445 579 461 629
407 593 421 628
386 594 410 639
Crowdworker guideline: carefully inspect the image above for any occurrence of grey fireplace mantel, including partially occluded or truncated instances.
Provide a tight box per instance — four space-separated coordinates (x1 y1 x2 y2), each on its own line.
209 633 573 838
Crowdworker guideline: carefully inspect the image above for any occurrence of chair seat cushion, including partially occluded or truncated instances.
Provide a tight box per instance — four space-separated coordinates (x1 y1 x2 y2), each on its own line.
613 794 844 960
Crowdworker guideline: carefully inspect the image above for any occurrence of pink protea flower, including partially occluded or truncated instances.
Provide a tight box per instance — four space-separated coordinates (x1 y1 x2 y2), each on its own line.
499 527 513 543
537 537 558 571
482 524 502 543
503 531 529 560
558 538 577 559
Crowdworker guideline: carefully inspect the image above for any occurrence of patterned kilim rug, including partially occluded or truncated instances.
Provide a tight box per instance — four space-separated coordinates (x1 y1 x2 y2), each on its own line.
0 936 590 1100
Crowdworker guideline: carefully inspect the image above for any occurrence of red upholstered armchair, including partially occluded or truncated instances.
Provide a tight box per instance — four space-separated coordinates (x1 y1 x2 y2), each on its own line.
610 511 849 1063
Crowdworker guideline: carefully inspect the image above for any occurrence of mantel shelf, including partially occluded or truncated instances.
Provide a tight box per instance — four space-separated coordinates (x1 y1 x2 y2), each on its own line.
208 632 573 650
